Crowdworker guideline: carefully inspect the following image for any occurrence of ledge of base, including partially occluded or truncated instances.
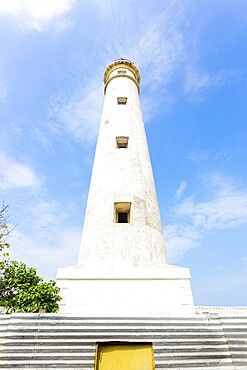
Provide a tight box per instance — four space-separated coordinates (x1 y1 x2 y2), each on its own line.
57 264 191 280
196 306 247 315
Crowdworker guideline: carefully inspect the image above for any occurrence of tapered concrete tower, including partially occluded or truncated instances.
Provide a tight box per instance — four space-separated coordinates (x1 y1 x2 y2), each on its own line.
78 59 167 268
57 59 194 315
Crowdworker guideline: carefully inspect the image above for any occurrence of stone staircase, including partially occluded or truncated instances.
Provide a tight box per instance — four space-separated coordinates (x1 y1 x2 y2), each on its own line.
220 316 247 369
0 314 247 369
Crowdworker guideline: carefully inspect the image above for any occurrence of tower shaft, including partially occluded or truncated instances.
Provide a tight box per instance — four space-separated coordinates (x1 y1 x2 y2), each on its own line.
78 59 167 267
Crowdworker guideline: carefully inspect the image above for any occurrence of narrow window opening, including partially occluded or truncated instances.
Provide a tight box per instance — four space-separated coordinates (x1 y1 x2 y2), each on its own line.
117 97 127 105
114 202 131 223
118 212 128 223
116 136 129 148
118 70 126 75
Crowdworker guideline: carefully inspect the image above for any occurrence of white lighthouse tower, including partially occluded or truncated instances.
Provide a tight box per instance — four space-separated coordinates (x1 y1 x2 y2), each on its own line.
57 59 194 315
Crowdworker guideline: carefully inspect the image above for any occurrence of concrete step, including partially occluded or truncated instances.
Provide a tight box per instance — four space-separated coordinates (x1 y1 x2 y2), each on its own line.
0 345 231 352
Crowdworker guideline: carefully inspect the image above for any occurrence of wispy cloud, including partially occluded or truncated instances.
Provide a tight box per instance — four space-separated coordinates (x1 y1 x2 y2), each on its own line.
11 227 81 280
165 173 247 261
130 5 187 118
193 264 247 305
32 128 53 150
90 0 119 17
0 151 41 191
48 2 190 140
0 0 78 32
132 3 189 88
0 81 8 98
175 180 187 201
49 77 103 144
9 199 82 279
183 69 239 102
46 1 240 143
188 148 231 164
102 2 239 122
132 8 239 106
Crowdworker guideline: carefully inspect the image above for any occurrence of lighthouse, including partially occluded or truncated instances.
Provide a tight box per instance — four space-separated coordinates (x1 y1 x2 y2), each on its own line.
57 59 194 315
1 59 247 370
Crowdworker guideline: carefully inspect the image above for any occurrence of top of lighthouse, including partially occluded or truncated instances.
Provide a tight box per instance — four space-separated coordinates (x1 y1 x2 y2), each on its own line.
104 58 141 94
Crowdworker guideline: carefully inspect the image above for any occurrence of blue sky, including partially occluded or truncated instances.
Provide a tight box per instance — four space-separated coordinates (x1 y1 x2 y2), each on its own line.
0 0 247 306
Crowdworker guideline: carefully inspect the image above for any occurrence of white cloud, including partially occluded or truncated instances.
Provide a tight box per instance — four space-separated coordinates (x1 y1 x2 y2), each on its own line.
125 3 240 112
11 227 81 280
109 2 237 121
175 174 247 230
50 77 103 143
188 148 230 164
0 81 8 98
131 3 189 89
0 151 41 191
192 264 247 306
10 124 23 138
203 268 247 294
9 199 82 279
49 2 189 139
165 174 247 260
32 128 53 149
0 0 78 31
175 180 186 201
183 69 239 101
47 1 240 141
165 223 200 260
90 0 118 17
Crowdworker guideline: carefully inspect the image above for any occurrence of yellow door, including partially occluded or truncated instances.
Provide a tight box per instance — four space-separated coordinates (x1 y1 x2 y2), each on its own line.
96 343 155 370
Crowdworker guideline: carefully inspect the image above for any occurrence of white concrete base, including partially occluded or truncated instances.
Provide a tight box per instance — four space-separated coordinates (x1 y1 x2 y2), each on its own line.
56 265 195 316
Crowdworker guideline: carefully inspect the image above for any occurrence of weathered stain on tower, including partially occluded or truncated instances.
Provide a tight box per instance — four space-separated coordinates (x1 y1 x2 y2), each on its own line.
57 59 194 315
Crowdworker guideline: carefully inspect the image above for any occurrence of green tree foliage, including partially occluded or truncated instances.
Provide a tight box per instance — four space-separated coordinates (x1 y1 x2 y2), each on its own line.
0 204 10 253
0 204 61 313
